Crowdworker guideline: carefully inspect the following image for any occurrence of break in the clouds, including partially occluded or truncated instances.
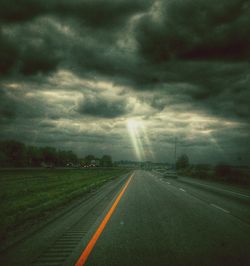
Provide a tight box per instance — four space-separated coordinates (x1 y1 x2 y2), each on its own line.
0 0 250 165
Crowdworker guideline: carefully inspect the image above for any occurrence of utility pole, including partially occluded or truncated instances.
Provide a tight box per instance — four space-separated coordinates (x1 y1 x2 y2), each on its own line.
174 137 177 170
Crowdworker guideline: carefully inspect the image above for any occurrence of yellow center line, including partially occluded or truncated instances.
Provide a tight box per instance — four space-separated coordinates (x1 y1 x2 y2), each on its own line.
75 172 134 266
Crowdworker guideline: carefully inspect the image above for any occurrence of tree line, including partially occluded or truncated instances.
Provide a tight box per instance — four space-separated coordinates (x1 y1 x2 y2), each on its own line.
0 140 114 168
83 154 113 167
175 153 250 185
0 140 78 167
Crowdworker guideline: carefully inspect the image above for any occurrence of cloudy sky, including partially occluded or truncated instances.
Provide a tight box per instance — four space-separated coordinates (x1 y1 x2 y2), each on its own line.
0 0 249 164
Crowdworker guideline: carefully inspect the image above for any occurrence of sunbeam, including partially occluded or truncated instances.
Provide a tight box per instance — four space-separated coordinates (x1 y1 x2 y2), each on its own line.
127 119 154 161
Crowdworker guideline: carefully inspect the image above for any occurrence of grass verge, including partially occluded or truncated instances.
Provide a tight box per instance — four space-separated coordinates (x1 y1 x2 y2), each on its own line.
178 165 250 187
0 168 130 248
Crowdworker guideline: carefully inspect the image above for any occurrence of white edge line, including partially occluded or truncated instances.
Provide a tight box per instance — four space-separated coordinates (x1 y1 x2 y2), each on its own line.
190 182 250 198
210 203 230 213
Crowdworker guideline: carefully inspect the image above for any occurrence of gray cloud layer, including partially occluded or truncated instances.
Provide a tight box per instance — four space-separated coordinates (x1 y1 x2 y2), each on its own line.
77 94 129 118
0 0 249 164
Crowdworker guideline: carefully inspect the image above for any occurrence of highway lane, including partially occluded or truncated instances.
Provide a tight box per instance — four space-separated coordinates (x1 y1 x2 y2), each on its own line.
77 170 250 266
161 177 250 224
156 174 250 224
1 170 249 266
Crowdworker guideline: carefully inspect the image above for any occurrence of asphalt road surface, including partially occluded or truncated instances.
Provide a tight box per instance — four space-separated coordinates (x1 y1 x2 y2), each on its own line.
1 170 250 266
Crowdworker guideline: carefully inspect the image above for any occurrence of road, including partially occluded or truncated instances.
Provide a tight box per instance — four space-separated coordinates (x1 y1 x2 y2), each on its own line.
1 170 250 266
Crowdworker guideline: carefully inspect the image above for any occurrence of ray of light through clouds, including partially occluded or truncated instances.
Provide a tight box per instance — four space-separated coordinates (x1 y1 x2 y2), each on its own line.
127 119 155 161
0 0 250 165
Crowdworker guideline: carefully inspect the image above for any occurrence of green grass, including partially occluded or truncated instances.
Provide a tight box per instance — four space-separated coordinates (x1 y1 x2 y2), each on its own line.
178 167 250 186
0 168 130 245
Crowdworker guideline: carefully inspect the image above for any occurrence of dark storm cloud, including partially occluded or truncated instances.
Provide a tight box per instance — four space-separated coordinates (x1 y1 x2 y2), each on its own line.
0 31 19 75
135 0 250 62
0 21 63 76
131 0 250 123
77 94 129 118
0 93 43 124
0 86 67 124
1 0 249 79
0 0 151 27
139 61 250 123
0 89 17 123
0 0 152 77
0 0 249 163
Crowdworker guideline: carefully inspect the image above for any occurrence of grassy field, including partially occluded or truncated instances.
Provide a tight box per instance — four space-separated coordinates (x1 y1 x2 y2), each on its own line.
178 165 250 186
0 168 130 247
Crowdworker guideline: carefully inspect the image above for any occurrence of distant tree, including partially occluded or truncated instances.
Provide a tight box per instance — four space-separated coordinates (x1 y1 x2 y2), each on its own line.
194 164 211 178
26 145 43 166
0 140 26 167
41 147 57 165
0 140 79 167
56 150 77 166
85 155 95 164
215 164 233 179
65 150 78 164
176 154 189 170
101 155 113 167
0 150 8 167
